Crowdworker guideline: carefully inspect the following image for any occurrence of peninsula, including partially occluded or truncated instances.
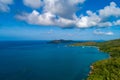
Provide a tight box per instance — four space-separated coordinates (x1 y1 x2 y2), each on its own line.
70 39 120 80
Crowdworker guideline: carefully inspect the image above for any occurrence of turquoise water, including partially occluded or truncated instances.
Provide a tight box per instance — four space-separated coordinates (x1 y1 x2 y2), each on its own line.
0 41 109 80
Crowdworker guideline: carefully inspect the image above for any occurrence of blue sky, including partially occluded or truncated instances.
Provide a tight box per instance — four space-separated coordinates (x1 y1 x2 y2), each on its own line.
0 0 120 40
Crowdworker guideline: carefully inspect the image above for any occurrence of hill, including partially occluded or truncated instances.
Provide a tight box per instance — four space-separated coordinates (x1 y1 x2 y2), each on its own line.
70 39 120 80
48 39 77 44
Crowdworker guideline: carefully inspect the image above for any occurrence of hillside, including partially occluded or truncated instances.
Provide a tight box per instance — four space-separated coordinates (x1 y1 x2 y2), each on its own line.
70 39 120 80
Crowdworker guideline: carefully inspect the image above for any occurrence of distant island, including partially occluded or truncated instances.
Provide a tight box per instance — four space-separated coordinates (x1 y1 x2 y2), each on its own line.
48 39 104 44
69 39 120 80
48 39 77 44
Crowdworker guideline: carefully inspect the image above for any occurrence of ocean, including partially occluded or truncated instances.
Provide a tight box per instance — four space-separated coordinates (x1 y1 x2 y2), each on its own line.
0 41 109 80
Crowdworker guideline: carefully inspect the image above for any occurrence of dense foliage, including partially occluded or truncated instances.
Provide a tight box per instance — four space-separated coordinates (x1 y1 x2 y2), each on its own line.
97 39 120 58
70 39 120 80
69 42 96 46
87 58 120 80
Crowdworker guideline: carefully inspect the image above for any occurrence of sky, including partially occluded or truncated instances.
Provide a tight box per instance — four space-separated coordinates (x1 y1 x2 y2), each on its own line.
0 0 120 40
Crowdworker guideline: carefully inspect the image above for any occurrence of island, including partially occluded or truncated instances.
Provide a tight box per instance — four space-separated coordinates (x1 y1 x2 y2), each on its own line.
48 39 77 44
69 39 120 80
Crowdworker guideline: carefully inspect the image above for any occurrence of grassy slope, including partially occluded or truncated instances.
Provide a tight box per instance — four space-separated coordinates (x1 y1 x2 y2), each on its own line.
70 39 120 80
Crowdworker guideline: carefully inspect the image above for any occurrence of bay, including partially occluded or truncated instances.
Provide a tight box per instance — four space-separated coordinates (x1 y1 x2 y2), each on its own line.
0 41 109 80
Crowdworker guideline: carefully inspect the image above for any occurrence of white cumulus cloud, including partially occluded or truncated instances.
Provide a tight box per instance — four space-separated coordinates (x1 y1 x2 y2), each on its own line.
94 29 114 36
0 0 13 12
98 22 112 27
17 1 120 28
23 0 85 19
99 2 120 18
113 20 120 26
16 10 75 27
76 11 101 28
23 0 42 8
43 0 85 19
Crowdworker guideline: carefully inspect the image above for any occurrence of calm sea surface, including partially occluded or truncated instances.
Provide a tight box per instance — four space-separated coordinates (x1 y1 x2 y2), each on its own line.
0 41 109 80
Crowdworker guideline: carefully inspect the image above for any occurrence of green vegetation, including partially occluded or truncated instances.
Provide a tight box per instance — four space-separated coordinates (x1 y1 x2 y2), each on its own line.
69 42 97 46
88 58 120 80
97 39 120 58
70 39 120 80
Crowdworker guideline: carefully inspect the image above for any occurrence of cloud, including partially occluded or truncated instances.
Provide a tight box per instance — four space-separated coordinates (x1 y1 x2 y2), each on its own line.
98 22 112 27
94 29 114 36
75 10 113 28
18 0 86 27
17 1 120 28
76 2 120 28
23 0 85 19
99 2 120 18
23 0 42 8
113 20 120 26
75 11 101 28
16 10 101 28
106 32 114 35
16 10 75 27
43 0 85 19
0 0 13 12
16 10 56 25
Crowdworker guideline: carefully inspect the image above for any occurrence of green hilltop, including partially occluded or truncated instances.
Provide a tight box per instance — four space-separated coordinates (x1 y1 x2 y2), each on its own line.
70 39 120 80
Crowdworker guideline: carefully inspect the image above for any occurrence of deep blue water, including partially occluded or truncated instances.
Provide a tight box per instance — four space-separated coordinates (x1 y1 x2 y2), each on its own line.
0 41 109 80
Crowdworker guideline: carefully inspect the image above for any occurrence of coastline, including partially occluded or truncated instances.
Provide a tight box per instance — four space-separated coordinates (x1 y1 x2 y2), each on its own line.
69 45 110 80
85 45 111 80
68 40 119 80
88 53 110 77
87 39 120 80
42 39 120 79
85 46 111 80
